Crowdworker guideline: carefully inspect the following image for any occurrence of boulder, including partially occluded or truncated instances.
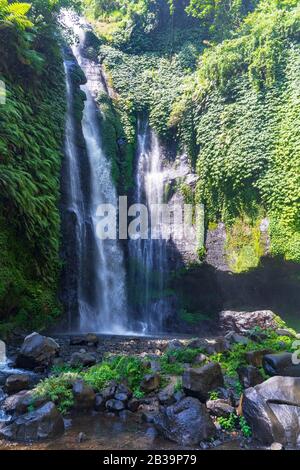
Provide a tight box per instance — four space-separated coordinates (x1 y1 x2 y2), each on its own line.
0 402 64 442
225 331 250 346
183 362 224 402
94 394 106 412
202 337 231 355
193 353 208 365
245 349 273 368
188 337 230 354
263 353 300 377
72 380 95 411
154 397 216 446
114 392 129 403
106 399 125 413
165 340 183 352
276 329 296 338
69 351 96 367
115 383 132 400
206 399 235 418
2 390 47 416
127 398 140 412
141 374 160 392
85 333 98 346
16 332 60 370
237 366 264 389
220 310 278 334
5 374 31 394
102 382 117 400
158 383 177 406
242 376 300 446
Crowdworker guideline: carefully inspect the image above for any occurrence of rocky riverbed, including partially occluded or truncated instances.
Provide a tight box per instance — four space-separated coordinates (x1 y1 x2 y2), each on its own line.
1 310 300 451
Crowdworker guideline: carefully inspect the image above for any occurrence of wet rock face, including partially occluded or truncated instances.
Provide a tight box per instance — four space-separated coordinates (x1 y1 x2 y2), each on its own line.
16 333 60 370
219 310 278 334
242 376 300 447
154 397 217 446
183 362 224 402
263 353 300 377
0 402 64 442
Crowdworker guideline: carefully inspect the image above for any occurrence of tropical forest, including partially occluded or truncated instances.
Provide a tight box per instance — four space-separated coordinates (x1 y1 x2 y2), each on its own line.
0 0 300 453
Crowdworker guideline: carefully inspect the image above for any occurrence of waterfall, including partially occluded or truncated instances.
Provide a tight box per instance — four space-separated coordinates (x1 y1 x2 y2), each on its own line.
129 120 170 334
62 13 128 334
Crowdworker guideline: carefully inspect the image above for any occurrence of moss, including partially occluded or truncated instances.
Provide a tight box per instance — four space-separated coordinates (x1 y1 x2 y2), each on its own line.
179 308 209 325
225 216 265 273
97 91 135 191
208 221 218 231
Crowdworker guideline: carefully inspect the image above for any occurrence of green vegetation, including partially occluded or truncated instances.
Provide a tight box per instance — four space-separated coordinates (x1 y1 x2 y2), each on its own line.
0 0 299 333
86 0 299 265
0 1 73 335
225 216 265 272
210 329 294 377
83 356 149 396
32 323 294 415
34 372 79 414
217 413 252 437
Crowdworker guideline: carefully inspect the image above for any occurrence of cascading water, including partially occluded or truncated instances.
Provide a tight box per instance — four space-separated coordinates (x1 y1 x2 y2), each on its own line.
62 13 128 334
129 120 170 334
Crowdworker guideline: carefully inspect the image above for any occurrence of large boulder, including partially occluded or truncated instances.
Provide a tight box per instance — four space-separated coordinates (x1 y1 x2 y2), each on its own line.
263 353 300 377
140 374 160 392
154 397 216 446
245 349 273 368
206 399 235 418
16 332 60 370
188 337 230 354
242 376 300 446
158 383 177 406
2 390 47 416
72 380 96 411
183 362 224 402
5 374 31 394
237 366 264 389
0 402 64 442
219 310 278 334
69 351 96 367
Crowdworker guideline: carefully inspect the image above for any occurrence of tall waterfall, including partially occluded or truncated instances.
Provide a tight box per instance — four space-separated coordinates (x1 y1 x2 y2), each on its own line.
63 14 128 334
129 120 170 334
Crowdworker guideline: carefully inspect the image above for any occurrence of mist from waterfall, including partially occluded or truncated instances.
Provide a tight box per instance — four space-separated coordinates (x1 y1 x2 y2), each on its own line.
63 13 128 334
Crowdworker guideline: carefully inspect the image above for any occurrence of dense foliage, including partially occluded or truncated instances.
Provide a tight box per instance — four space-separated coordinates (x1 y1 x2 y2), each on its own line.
88 0 300 264
0 1 70 334
0 0 299 334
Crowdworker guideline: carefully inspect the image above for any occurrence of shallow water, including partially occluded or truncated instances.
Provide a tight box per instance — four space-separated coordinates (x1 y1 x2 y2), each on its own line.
0 413 200 451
